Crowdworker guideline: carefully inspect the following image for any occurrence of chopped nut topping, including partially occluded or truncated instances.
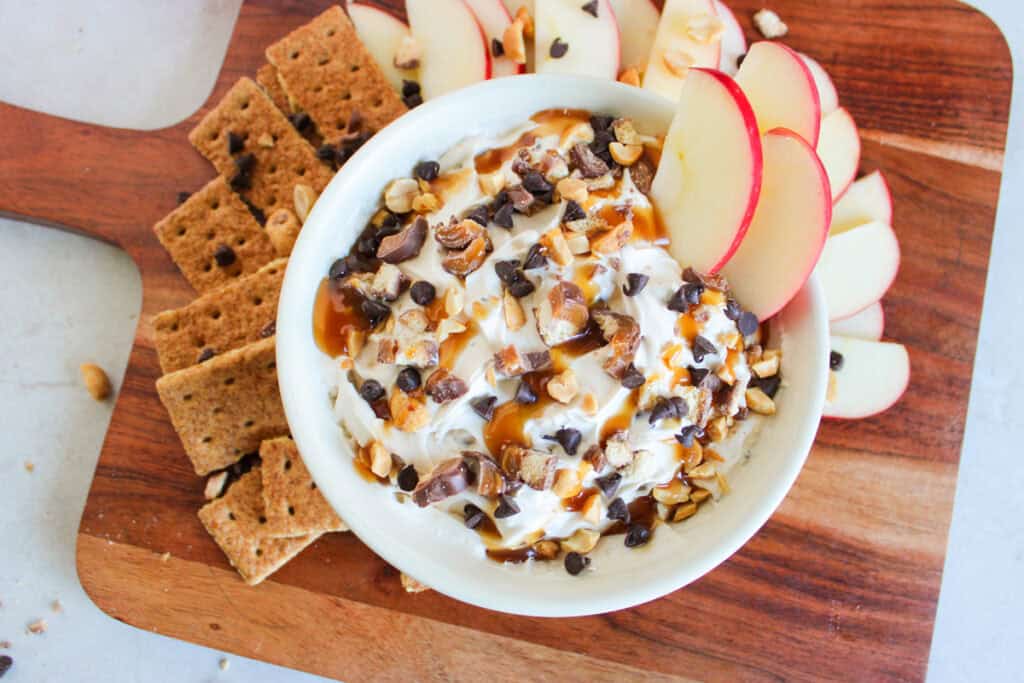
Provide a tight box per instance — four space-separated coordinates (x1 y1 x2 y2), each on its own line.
500 444 557 490
204 471 228 500
753 8 788 39
533 540 560 560
609 142 643 166
546 368 579 403
479 170 506 196
398 308 429 335
691 488 711 503
393 35 422 69
503 19 527 64
745 386 776 415
369 440 393 478
503 289 527 331
442 235 489 276
435 217 485 249
612 118 641 145
581 492 603 524
444 284 465 316
389 390 430 432
689 461 717 480
80 362 111 401
706 416 729 442
412 192 441 214
653 479 691 505
536 280 589 347
589 221 633 254
384 177 420 213
673 502 699 522
436 317 467 341
293 183 317 223
580 392 598 416
751 354 779 378
514 5 534 38
566 233 590 255
561 528 600 554
369 263 408 301
604 431 633 468
556 177 589 204
266 207 300 255
376 338 399 364
378 216 428 263
662 49 694 77
618 66 641 87
562 121 595 147
552 468 582 498
686 14 724 44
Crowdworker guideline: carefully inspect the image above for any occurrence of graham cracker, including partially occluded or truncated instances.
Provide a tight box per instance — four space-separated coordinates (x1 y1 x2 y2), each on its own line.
152 258 286 373
255 63 292 114
198 468 319 585
153 176 277 294
155 336 288 476
188 77 333 215
266 6 406 145
259 437 348 537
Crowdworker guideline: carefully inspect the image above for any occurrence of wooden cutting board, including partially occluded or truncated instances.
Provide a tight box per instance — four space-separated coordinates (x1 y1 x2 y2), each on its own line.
0 1 1010 680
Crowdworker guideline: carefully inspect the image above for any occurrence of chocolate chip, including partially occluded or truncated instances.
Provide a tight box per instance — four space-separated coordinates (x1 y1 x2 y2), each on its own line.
260 321 276 338
738 311 759 337
197 347 216 363
329 257 350 281
360 298 391 328
522 171 553 195
667 286 690 312
649 397 683 424
403 93 423 108
410 280 436 305
494 494 521 518
464 503 487 530
288 112 312 132
227 131 244 155
549 37 569 58
396 367 422 392
620 363 645 389
565 551 590 575
176 190 191 205
397 465 419 491
693 335 717 363
493 202 515 229
623 273 649 297
346 253 377 273
495 260 521 284
523 243 548 270
607 497 630 523
544 428 581 456
316 144 337 164
589 129 614 164
401 79 421 97
471 395 498 420
724 299 741 320
830 350 844 370
506 274 535 298
595 471 621 498
491 37 505 57
563 199 586 223
213 244 236 267
359 379 385 403
0 655 11 678
624 524 651 548
590 114 613 131
514 380 537 405
415 160 440 181
675 425 700 447
688 366 709 385
465 204 489 226
736 53 747 68
755 374 781 398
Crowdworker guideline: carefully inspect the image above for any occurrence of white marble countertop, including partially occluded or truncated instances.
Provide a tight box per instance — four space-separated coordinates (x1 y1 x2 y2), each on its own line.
0 1 1019 680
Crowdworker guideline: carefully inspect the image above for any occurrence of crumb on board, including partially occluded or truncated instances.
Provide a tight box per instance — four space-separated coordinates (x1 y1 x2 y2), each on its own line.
23 461 34 473
51 600 62 614
160 552 171 563
26 619 46 635
80 362 112 401
753 8 788 39
219 657 230 671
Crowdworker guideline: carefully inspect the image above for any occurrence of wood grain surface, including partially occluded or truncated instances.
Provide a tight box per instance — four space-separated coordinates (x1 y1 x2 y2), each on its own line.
0 1 1012 680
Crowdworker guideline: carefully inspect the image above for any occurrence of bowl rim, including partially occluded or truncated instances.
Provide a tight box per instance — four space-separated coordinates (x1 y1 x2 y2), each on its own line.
277 73 829 617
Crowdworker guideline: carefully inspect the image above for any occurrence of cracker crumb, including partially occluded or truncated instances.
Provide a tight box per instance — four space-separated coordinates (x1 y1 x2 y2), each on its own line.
26 619 46 635
23 461 34 473
80 362 112 401
753 9 788 39
51 600 62 614
160 552 171 563
219 657 230 671
204 471 228 500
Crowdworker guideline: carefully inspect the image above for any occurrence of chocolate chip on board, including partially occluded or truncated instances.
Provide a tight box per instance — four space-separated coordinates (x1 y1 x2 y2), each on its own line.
177 190 192 205
401 80 421 97
564 551 590 575
197 347 217 363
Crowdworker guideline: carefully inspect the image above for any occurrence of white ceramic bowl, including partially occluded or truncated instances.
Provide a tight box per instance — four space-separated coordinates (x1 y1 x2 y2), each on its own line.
277 74 829 617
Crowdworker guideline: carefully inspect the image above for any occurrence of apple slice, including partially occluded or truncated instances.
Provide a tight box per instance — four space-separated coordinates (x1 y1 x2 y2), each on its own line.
830 302 884 341
466 0 524 77
533 0 620 79
651 69 762 273
825 336 909 419
817 107 860 200
642 0 721 103
720 129 831 320
815 221 900 321
347 2 412 93
608 0 660 72
714 0 747 75
829 170 892 236
799 52 838 115
406 0 491 100
735 42 821 146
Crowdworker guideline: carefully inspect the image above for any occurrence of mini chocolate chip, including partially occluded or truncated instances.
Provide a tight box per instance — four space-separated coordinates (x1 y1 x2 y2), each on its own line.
688 366 709 385
360 298 391 327
736 53 747 68
667 286 690 312
288 112 312 132
463 503 487 529
738 311 759 337
410 280 436 305
549 37 569 58
685 283 705 305
403 93 424 108
397 465 419 491
595 471 621 498
176 190 191 205
329 257 350 280
607 497 630 523
260 321 276 338
234 153 256 175
620 363 645 389
197 347 216 363
522 243 548 270
648 397 681 425
359 379 385 403
675 425 700 447
466 204 489 226
396 367 422 392
316 144 337 163
523 171 553 195
624 524 651 548
493 202 515 229
514 381 537 405
724 299 741 320
506 274 535 298
830 350 844 370
494 260 521 284
401 80 421 97
565 551 590 575
693 335 717 363
415 160 440 181
491 37 505 57
563 199 586 223
755 374 781 398
623 273 649 297
544 428 581 456
494 494 521 518
589 129 614 164
381 212 400 229
471 395 498 420
227 131 244 155
590 113 612 131
356 234 379 258
0 655 11 678
213 244 236 267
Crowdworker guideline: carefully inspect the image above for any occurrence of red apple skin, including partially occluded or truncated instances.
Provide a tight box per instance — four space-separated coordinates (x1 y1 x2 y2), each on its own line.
470 1 494 80
737 41 821 146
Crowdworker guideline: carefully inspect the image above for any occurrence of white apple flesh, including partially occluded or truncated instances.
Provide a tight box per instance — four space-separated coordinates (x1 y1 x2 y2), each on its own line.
799 52 839 115
825 336 909 419
406 0 491 100
829 170 892 235
817 106 860 200
608 0 660 72
829 302 884 341
642 0 721 103
720 128 831 320
347 2 412 93
715 0 747 75
533 0 620 79
651 68 763 273
815 220 900 321
466 0 524 77
735 41 821 146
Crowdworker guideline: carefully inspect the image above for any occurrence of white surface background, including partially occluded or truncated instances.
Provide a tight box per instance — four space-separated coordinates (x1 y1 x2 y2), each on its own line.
0 1 1018 681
